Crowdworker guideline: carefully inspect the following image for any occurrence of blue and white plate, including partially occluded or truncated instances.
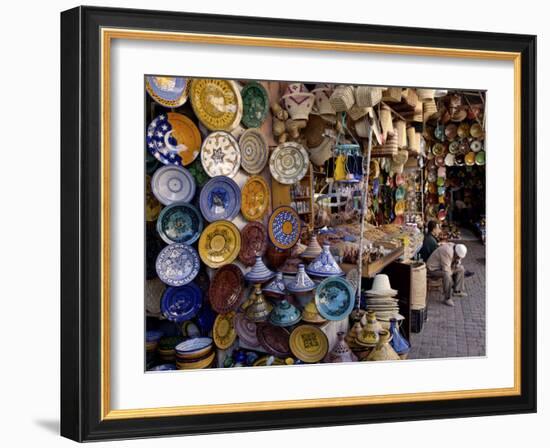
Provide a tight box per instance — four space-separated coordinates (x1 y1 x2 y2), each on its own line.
315 277 355 321
199 176 241 222
146 76 189 108
151 165 196 205
156 203 203 245
155 243 200 287
175 337 213 355
161 282 203 322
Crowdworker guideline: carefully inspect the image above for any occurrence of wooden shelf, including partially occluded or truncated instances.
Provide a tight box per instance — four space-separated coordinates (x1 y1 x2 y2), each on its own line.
341 246 405 279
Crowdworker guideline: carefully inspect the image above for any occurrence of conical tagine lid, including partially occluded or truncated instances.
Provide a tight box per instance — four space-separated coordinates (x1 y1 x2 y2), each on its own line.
306 244 344 277
245 256 275 283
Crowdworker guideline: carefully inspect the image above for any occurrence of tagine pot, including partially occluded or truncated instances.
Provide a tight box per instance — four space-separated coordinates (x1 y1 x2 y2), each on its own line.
262 272 287 298
287 264 316 294
245 256 275 283
245 284 273 322
324 332 358 363
269 299 302 327
366 329 400 361
306 244 344 277
301 235 323 261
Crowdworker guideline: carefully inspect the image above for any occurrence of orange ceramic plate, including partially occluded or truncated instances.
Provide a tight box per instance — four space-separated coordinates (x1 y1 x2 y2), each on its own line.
241 176 270 221
166 113 202 166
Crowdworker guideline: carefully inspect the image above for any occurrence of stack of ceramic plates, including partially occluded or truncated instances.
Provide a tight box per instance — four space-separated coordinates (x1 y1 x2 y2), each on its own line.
145 330 163 352
175 337 216 370
157 336 184 362
364 274 402 322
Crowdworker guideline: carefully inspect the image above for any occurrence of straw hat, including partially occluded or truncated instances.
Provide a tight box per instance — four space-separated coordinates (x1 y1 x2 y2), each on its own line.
365 274 398 297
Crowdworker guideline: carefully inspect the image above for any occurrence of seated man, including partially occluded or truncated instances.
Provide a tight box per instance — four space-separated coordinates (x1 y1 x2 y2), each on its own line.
426 243 468 307
419 220 440 262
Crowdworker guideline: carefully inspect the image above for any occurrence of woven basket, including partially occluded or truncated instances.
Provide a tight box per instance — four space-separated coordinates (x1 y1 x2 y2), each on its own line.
381 87 402 103
423 99 438 122
370 131 398 157
412 102 423 122
355 86 382 107
349 104 370 121
417 89 435 102
409 262 427 310
394 119 407 148
407 127 417 152
403 88 419 108
380 105 394 138
329 85 355 112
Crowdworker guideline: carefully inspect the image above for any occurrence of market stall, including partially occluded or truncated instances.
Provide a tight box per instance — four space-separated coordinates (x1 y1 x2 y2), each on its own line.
144 77 486 370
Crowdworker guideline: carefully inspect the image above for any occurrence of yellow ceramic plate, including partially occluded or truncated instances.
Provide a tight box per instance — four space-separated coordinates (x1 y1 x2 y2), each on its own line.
165 113 202 166
394 200 406 216
465 151 476 166
176 351 216 370
213 312 237 350
289 325 329 363
241 175 270 221
190 79 243 131
198 220 242 268
145 175 162 222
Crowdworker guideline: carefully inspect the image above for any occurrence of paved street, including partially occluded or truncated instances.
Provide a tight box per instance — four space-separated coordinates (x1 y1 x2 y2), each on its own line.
408 239 486 359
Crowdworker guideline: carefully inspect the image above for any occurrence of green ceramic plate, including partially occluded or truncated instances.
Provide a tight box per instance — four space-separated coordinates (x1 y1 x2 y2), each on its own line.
241 82 269 128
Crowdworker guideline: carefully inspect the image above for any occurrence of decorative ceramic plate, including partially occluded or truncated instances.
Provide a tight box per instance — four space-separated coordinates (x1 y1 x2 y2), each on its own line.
151 165 196 205
155 243 200 286
475 150 486 165
145 76 189 108
239 129 269 174
256 323 291 357
289 325 329 363
200 131 241 178
190 79 242 131
448 140 459 154
199 176 241 222
145 175 162 222
315 277 355 321
238 221 268 266
240 82 269 129
175 337 213 355
234 313 260 348
395 185 406 201
269 142 310 185
160 282 203 322
268 206 301 250
146 113 202 166
241 175 270 221
198 220 242 268
432 143 445 156
213 312 237 350
156 203 203 245
196 303 216 336
471 139 483 152
209 264 244 314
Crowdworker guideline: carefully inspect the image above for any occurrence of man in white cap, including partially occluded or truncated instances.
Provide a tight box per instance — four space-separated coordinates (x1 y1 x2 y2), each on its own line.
426 243 468 306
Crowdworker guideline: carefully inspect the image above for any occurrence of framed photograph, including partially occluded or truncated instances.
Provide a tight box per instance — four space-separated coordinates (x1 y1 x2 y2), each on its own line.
60 6 536 441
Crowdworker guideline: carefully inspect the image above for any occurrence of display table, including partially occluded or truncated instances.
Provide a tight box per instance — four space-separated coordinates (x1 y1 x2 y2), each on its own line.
340 246 405 279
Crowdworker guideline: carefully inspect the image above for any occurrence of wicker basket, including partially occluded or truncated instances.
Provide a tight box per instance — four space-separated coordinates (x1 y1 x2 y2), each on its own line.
394 119 407 148
380 105 394 138
355 86 382 107
407 126 418 152
349 104 370 121
370 131 398 157
329 85 355 112
409 262 427 310
423 98 438 122
381 87 402 103
412 101 423 122
417 88 435 102
403 88 419 108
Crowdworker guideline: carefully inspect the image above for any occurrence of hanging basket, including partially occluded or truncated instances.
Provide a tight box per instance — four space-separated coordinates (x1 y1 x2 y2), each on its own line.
329 85 355 112
355 86 383 108
381 87 402 103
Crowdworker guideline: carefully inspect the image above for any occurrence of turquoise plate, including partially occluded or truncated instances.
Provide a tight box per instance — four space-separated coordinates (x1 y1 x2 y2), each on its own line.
315 277 355 321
